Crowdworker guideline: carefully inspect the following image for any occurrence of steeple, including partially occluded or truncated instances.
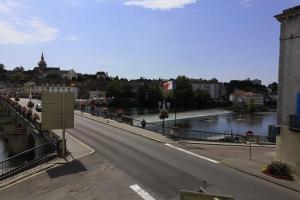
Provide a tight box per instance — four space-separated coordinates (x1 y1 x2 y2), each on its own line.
41 52 44 61
38 52 47 71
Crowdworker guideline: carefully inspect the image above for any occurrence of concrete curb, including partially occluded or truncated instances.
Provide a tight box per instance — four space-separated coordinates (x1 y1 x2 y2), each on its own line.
177 141 276 148
75 113 166 144
221 162 300 193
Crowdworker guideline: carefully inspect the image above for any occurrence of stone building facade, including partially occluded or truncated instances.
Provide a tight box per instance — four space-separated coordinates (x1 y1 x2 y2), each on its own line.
275 6 300 173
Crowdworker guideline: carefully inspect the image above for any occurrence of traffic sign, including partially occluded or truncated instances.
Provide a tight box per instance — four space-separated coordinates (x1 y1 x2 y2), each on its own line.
246 131 254 137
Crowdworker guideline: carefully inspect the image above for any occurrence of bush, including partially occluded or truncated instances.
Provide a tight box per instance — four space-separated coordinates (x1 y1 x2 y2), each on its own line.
263 161 294 180
32 113 40 121
27 101 34 109
159 110 169 119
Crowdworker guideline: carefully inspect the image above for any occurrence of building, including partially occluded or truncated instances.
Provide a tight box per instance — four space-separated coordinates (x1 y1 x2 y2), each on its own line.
25 83 79 99
229 90 264 106
24 82 36 95
191 82 221 99
89 90 106 99
34 53 78 80
96 71 108 79
275 6 300 173
252 79 262 85
61 69 78 80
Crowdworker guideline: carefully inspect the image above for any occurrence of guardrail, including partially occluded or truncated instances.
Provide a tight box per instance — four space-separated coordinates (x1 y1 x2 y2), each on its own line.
0 142 57 182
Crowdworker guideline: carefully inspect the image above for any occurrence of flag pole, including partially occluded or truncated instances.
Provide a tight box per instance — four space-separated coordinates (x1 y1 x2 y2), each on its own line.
174 80 177 127
174 89 177 127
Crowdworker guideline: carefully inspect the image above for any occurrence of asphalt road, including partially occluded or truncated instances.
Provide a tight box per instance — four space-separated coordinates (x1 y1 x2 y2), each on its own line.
68 115 299 200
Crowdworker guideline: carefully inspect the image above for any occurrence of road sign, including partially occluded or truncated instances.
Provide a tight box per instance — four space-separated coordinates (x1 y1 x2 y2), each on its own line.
41 92 74 130
246 131 254 137
180 191 234 200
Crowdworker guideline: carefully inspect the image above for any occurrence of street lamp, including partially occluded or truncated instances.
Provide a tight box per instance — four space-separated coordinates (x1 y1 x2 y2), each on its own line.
158 100 171 135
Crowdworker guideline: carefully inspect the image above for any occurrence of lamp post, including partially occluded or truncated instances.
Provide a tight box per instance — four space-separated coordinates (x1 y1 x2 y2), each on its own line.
158 100 170 135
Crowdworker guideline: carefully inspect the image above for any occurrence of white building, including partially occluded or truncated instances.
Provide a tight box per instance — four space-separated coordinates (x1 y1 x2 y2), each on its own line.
229 90 264 106
61 69 78 80
89 90 106 99
31 83 79 99
191 83 221 99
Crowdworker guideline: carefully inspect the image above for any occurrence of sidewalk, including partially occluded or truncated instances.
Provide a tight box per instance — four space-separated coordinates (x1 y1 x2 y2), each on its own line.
0 130 94 189
174 142 300 193
74 110 172 143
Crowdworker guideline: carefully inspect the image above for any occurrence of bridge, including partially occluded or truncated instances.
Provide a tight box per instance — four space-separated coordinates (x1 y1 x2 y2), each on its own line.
0 95 58 181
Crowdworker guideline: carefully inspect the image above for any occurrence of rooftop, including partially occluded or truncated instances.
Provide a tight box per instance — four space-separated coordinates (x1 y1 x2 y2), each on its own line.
275 5 300 21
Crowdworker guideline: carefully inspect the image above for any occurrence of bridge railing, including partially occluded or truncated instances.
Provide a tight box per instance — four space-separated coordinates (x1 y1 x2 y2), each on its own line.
0 142 57 182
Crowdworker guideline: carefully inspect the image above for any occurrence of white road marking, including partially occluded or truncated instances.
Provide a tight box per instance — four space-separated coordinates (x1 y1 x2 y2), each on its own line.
165 144 220 164
130 184 156 200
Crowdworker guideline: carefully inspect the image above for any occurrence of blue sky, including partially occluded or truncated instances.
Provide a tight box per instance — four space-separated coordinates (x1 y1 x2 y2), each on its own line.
1 0 300 85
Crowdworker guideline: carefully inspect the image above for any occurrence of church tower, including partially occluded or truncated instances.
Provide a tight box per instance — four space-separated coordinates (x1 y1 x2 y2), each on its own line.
38 52 47 71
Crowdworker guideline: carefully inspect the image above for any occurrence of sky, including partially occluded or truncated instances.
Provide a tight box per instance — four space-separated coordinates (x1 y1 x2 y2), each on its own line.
1 0 300 85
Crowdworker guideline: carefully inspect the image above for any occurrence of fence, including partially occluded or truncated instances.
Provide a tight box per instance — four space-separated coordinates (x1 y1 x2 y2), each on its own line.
0 142 57 182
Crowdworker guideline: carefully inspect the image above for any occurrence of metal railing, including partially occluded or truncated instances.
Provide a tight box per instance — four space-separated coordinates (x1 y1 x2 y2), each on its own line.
0 142 57 182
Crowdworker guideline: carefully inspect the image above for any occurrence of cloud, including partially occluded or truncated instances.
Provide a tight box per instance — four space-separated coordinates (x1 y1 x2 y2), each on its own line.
63 35 79 41
124 0 197 10
240 0 254 7
0 0 58 45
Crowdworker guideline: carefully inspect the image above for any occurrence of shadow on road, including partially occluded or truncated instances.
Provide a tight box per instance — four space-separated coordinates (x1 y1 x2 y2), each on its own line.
47 160 87 179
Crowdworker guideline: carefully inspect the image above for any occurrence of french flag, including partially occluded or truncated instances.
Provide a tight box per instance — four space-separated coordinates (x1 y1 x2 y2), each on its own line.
163 80 176 90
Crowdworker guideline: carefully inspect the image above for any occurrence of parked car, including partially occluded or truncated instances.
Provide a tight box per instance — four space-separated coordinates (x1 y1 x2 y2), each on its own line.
35 103 42 112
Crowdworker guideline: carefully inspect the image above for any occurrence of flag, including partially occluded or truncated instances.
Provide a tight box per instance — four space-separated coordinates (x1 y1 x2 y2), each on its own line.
163 80 176 90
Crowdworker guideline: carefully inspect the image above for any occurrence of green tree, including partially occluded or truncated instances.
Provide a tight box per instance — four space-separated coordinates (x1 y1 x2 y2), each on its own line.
11 72 25 82
0 63 5 73
268 82 278 94
106 80 123 98
148 84 163 107
46 73 61 80
194 90 212 108
175 76 194 107
246 99 256 113
13 66 24 73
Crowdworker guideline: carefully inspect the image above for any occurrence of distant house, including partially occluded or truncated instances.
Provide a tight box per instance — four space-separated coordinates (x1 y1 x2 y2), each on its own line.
229 89 264 106
191 82 221 99
61 69 78 80
89 90 106 99
96 71 108 79
252 79 262 85
34 83 79 99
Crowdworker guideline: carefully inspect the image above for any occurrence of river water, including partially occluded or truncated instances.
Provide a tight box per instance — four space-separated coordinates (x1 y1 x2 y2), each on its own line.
129 108 277 136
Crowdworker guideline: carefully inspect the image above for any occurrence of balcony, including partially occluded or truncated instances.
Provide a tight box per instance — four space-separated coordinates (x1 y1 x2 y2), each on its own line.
289 115 300 131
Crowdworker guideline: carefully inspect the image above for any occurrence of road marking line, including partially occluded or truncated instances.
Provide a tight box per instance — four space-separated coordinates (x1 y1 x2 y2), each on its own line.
130 184 156 200
165 144 220 164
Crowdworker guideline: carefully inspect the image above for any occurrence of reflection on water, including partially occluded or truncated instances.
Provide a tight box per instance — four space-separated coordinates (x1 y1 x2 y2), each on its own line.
162 113 276 136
